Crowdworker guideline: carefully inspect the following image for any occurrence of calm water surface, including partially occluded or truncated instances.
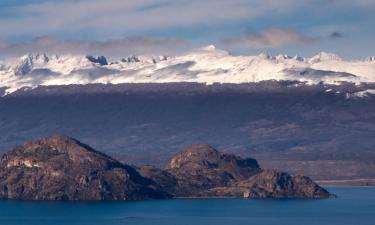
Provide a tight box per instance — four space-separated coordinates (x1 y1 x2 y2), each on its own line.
0 187 374 225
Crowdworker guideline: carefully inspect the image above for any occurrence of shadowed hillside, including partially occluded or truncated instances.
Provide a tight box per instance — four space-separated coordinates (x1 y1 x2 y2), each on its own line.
1 82 375 181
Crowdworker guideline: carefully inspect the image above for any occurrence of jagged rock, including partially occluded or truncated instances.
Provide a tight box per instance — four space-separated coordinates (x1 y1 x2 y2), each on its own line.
86 56 108 65
165 144 261 196
121 55 167 64
0 135 168 200
121 55 141 63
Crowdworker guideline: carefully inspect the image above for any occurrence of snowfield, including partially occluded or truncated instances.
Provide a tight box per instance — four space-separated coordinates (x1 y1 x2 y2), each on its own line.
0 45 375 94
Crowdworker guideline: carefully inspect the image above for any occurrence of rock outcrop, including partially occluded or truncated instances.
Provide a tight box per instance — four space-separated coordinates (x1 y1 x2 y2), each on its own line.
0 135 168 200
0 137 335 200
163 144 335 198
165 144 261 196
206 171 334 198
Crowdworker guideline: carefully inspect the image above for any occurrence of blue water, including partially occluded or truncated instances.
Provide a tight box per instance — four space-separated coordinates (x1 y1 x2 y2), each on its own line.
0 187 374 225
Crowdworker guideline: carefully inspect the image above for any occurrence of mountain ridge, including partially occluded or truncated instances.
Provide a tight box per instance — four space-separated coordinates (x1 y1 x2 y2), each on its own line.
1 46 375 94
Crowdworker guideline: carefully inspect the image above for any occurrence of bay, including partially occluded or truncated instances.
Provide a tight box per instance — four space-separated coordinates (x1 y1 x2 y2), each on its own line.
0 187 374 225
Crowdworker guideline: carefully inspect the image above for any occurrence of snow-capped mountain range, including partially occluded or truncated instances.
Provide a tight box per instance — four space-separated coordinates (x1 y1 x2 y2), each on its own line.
0 45 375 94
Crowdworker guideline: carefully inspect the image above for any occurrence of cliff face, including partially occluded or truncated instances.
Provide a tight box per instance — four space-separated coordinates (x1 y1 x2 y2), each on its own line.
0 135 168 200
0 136 335 200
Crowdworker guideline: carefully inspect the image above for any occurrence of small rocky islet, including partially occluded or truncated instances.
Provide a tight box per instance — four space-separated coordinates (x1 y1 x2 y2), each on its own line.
0 135 335 200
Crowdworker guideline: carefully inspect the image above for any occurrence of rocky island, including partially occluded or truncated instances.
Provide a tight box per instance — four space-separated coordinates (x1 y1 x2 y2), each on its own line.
0 135 335 200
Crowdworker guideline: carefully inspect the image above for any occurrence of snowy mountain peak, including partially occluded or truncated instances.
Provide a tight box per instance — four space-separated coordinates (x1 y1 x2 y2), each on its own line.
201 44 217 51
19 52 54 68
293 55 305 62
258 52 272 59
193 45 230 56
20 52 51 62
275 54 293 61
1 48 375 94
2 53 100 78
15 53 52 75
309 52 342 63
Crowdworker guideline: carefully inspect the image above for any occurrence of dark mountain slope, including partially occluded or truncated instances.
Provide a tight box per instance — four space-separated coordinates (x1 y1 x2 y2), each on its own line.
1 82 375 180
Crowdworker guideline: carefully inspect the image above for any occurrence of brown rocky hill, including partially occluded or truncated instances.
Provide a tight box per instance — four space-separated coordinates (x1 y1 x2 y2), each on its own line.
161 144 334 198
164 144 261 196
0 136 335 200
0 135 168 200
207 171 333 198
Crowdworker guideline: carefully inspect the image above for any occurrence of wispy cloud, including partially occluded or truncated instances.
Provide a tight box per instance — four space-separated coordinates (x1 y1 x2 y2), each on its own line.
0 36 189 57
0 0 373 58
0 0 308 38
0 0 372 40
222 28 316 49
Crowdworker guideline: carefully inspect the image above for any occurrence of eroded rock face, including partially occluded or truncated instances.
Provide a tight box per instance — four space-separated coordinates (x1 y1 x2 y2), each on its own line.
0 135 168 200
165 144 261 196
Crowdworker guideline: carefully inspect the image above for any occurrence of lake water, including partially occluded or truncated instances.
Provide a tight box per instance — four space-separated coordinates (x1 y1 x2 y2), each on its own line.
0 187 374 225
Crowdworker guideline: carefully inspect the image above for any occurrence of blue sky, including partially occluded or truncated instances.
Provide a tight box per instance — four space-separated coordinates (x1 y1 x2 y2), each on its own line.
0 0 374 58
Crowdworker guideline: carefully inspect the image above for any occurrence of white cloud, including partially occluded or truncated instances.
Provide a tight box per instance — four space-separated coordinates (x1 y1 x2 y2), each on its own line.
0 36 189 57
0 0 307 38
0 0 372 55
222 28 315 49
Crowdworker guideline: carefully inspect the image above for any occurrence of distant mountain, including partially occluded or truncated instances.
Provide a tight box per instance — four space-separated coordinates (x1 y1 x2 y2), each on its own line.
1 82 375 183
1 46 375 94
